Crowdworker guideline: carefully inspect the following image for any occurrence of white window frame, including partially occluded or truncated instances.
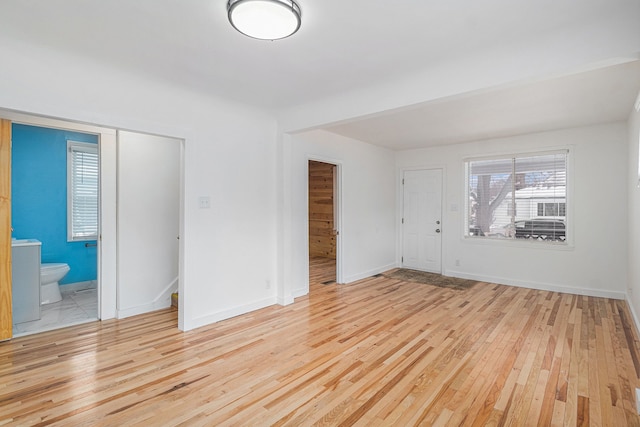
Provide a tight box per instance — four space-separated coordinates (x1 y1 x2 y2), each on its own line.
464 149 569 245
637 126 640 188
67 140 99 241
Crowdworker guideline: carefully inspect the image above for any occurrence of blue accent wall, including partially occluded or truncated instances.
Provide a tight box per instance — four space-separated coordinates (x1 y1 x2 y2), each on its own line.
12 124 98 285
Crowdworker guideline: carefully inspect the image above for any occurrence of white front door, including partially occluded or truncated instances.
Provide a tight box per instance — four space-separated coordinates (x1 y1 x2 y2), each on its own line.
402 169 442 273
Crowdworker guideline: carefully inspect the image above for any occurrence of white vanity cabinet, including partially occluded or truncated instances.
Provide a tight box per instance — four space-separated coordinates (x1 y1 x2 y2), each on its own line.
11 239 41 324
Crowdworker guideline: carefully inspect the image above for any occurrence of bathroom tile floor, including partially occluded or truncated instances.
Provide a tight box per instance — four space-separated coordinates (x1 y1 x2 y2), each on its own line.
12 284 98 337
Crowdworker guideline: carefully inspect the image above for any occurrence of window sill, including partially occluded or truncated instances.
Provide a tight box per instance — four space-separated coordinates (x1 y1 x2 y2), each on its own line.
462 236 574 251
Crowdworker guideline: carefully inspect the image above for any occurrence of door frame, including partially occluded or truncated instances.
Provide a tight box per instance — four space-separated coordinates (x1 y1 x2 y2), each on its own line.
0 109 118 325
0 119 11 340
0 108 187 332
115 130 183 319
399 166 445 274
306 156 343 288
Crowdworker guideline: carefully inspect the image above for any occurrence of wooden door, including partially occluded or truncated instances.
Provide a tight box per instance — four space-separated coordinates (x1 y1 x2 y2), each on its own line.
308 161 336 259
0 119 12 340
402 169 442 273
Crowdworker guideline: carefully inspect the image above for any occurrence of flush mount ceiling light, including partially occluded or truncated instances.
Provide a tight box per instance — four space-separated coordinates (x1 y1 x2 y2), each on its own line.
227 0 301 40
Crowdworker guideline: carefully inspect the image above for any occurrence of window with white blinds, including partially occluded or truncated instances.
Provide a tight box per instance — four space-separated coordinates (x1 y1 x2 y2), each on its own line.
67 141 98 241
465 150 568 243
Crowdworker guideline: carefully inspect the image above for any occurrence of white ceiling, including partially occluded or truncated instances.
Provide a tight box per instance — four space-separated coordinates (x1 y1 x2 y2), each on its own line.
326 60 640 150
1 0 639 149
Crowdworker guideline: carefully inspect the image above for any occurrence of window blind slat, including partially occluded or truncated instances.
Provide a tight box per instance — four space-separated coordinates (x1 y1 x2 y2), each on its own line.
68 141 98 240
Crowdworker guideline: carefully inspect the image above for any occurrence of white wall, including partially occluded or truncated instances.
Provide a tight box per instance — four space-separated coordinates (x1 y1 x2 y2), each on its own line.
117 131 180 318
397 123 629 298
627 104 640 327
0 38 278 331
286 130 396 298
1 33 635 334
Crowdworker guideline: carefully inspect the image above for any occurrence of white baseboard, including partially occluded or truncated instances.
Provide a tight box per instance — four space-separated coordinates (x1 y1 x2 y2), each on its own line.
342 262 398 284
290 288 307 299
287 262 398 301
117 277 179 319
117 298 172 319
60 280 97 292
625 295 640 341
187 296 278 331
444 269 626 300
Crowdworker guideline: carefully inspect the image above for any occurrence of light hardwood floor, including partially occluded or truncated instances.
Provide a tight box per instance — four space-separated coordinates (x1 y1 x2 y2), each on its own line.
1 261 640 426
309 256 337 285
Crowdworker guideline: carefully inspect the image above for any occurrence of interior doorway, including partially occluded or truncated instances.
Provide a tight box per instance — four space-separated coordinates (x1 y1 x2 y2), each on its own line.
116 130 181 319
11 123 101 336
0 117 106 339
308 160 339 286
0 109 185 340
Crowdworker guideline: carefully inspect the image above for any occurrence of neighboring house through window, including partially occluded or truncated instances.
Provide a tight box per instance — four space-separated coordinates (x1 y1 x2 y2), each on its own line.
537 202 566 217
67 140 98 241
465 150 568 243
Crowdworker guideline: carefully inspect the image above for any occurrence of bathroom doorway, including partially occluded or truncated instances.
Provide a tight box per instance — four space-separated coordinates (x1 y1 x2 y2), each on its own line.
0 110 184 340
11 123 101 336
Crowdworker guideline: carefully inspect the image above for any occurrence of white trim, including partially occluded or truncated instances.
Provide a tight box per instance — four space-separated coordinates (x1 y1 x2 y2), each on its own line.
177 138 186 330
462 147 570 163
99 132 117 320
291 288 307 299
342 262 398 284
334 163 343 284
117 301 171 319
0 109 116 136
278 294 296 305
444 268 626 300
12 318 97 338
460 234 575 251
625 295 640 343
637 124 640 187
60 280 97 292
189 296 278 330
116 276 179 319
67 140 99 242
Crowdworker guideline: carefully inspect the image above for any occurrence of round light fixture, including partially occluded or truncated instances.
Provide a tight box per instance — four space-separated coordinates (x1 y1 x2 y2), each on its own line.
227 0 301 40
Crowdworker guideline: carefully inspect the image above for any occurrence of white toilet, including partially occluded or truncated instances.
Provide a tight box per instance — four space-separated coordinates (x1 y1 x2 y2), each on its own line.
40 263 70 305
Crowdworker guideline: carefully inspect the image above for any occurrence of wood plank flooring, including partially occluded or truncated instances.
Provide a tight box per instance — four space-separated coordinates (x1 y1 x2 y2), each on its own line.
1 263 640 426
309 256 336 285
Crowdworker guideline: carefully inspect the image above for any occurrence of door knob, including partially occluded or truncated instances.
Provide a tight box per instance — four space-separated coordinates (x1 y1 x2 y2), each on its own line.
436 221 440 224
436 229 441 233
